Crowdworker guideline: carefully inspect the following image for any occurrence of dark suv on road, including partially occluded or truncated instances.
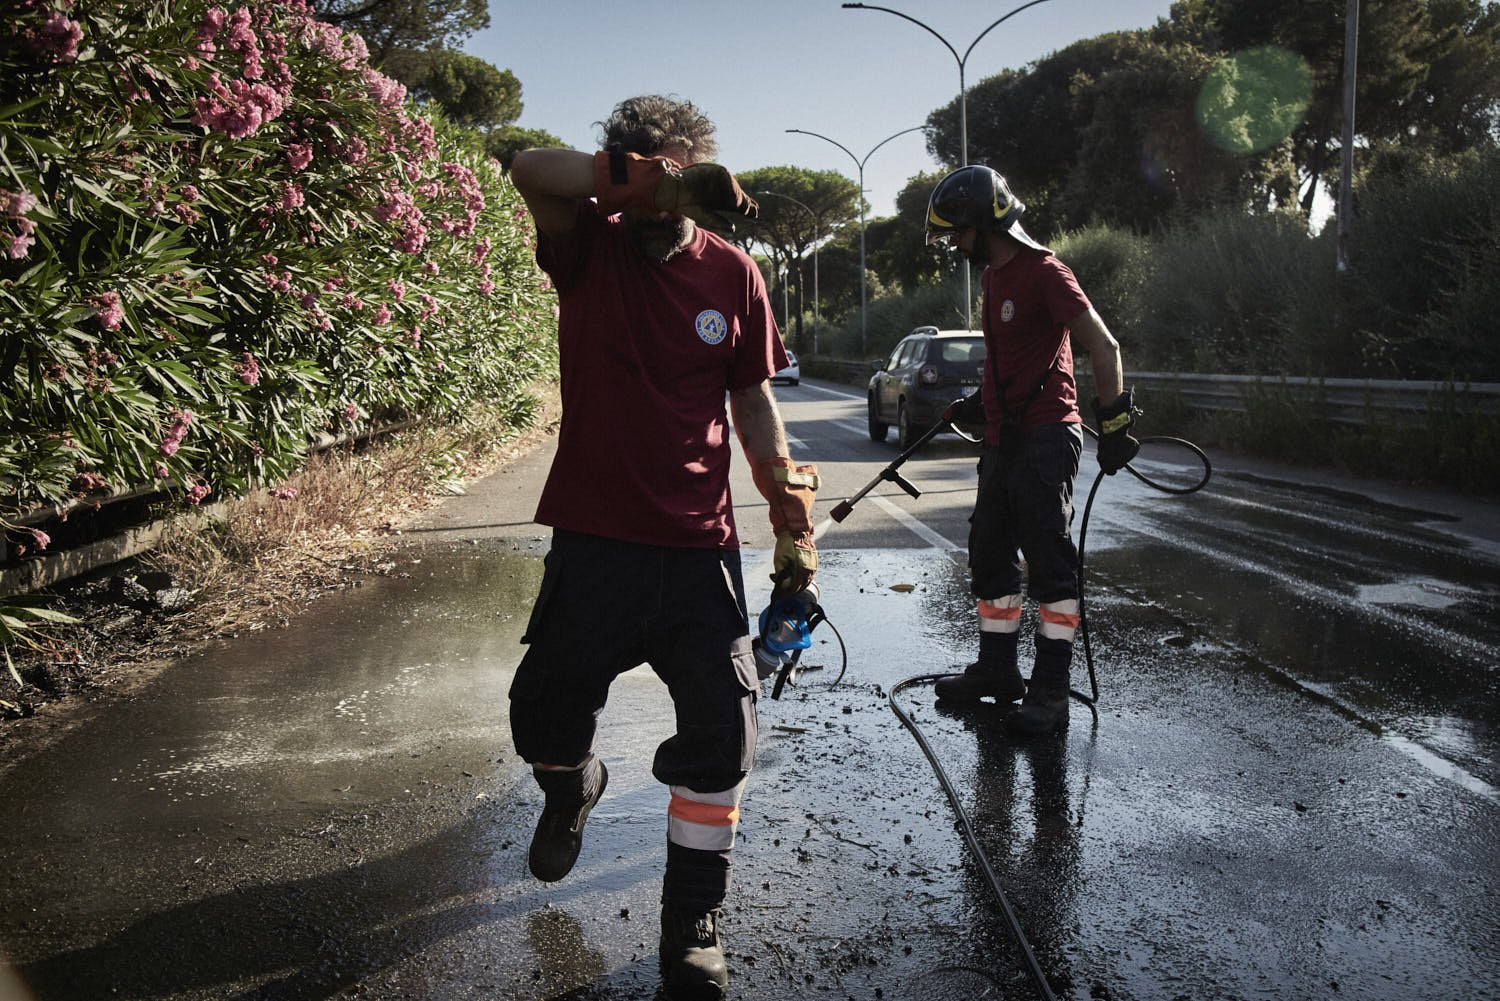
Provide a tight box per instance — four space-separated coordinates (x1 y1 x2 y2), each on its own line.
867 327 986 448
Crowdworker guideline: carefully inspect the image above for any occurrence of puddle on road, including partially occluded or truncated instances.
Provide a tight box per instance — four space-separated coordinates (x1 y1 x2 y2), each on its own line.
1354 577 1469 609
7 544 1500 1000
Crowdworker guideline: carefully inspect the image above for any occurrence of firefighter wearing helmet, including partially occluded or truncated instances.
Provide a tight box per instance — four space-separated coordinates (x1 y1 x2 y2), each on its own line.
927 164 1140 734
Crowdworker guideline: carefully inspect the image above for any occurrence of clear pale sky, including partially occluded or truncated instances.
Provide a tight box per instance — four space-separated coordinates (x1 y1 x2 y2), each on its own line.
467 0 1178 217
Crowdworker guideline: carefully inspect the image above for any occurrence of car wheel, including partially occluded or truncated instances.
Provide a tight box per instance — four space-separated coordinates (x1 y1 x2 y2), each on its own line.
897 404 913 450
867 397 888 443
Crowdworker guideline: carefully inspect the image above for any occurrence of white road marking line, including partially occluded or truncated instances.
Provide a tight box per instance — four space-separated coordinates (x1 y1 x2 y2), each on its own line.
869 494 965 565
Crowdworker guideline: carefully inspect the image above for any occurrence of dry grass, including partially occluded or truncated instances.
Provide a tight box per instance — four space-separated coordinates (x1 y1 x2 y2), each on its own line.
0 382 561 734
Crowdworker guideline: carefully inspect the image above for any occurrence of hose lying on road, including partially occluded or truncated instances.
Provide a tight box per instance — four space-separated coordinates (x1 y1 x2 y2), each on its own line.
868 420 1213 999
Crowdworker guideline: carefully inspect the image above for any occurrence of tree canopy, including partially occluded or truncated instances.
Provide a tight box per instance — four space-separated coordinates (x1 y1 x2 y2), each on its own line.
311 0 489 64
485 126 568 169
921 0 1500 230
389 49 523 129
733 167 860 343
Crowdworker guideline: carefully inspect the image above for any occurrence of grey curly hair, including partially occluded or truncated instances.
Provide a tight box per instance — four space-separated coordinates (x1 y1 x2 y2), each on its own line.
597 95 718 161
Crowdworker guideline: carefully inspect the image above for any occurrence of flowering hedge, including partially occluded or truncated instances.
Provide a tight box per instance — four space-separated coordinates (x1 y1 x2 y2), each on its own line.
0 0 557 525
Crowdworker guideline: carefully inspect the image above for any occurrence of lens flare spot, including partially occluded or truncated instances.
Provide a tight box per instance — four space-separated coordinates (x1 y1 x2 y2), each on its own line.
1196 46 1312 154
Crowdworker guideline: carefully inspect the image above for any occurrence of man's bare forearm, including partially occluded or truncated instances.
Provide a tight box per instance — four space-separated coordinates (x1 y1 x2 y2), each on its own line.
729 381 788 463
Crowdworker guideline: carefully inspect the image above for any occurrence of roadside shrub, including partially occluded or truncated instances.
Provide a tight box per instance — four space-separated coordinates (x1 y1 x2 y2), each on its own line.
1344 146 1500 381
0 0 556 519
1053 222 1151 349
1134 206 1332 376
822 273 976 362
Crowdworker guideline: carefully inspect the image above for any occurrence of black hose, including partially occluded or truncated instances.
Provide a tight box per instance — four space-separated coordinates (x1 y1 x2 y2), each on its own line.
883 426 1212 997
889 674 1060 1001
1074 430 1212 707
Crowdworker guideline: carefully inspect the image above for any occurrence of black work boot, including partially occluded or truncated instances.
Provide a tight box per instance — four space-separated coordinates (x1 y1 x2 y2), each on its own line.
934 660 1025 704
660 905 728 1000
528 759 608 882
1006 638 1072 736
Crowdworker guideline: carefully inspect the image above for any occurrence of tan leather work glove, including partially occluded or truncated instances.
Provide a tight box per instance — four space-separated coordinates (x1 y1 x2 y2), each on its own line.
751 456 819 598
658 163 758 236
593 150 758 236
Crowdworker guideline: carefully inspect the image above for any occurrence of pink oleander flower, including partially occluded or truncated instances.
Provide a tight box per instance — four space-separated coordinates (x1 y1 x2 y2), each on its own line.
270 486 298 500
237 351 260 386
6 225 35 260
153 462 170 478
174 202 202 225
5 190 37 217
191 75 287 140
181 185 200 202
186 483 211 505
280 182 304 212
29 528 51 552
286 142 312 171
387 280 405 303
478 279 494 296
198 7 227 42
372 304 392 325
340 402 358 422
394 220 428 255
93 291 124 331
361 67 406 110
31 12 83 63
159 409 193 457
75 471 108 492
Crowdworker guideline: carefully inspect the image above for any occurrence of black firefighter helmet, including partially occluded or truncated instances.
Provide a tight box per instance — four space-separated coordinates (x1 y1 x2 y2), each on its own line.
925 165 1050 253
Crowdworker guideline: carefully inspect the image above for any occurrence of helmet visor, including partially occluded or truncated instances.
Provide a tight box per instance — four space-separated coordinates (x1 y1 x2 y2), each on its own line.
925 198 968 246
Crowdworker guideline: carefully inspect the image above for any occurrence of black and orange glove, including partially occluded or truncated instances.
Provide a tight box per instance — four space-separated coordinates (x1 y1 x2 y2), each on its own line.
1093 387 1141 475
751 456 819 598
593 149 758 236
944 391 984 426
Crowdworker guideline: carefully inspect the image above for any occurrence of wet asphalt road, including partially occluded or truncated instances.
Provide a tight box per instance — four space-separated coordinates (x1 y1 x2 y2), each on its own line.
1 377 1497 1000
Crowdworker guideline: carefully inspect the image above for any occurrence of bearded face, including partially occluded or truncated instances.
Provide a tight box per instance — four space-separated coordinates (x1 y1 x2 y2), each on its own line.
626 213 695 263
958 227 990 267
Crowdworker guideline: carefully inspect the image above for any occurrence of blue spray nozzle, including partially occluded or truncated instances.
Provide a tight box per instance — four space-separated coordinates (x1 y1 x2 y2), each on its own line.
757 583 819 656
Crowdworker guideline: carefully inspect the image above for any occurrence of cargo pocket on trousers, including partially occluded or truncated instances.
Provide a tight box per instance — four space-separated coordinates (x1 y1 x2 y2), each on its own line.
520 548 562 646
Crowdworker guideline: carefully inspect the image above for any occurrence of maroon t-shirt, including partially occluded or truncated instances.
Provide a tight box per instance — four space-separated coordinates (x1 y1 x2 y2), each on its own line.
533 202 787 548
979 250 1091 442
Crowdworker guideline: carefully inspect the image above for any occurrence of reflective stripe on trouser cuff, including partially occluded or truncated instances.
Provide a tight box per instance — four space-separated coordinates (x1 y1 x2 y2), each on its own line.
977 595 1023 634
1038 600 1080 641
667 782 745 852
535 758 589 772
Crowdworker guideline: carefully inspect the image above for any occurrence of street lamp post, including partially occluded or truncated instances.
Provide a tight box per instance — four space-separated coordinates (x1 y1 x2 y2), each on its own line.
786 125 924 356
754 190 822 353
843 1 1054 330
776 262 790 329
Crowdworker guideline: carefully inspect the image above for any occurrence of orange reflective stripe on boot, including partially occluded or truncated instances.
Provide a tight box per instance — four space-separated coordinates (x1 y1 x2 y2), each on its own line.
977 594 1023 634
1038 599 1080 641
667 781 745 852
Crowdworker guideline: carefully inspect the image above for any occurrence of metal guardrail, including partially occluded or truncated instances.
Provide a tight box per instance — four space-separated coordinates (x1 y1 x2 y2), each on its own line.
1126 372 1500 426
802 356 1500 427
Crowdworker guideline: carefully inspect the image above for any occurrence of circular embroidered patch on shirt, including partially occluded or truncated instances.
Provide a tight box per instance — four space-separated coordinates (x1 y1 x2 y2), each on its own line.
695 309 728 345
1000 299 1016 322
